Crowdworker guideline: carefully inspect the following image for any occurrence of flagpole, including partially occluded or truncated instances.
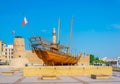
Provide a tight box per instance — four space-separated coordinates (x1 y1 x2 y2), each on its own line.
28 23 35 37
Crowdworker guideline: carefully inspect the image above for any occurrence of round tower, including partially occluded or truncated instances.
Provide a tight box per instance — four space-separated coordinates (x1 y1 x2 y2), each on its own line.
13 36 26 58
10 36 29 68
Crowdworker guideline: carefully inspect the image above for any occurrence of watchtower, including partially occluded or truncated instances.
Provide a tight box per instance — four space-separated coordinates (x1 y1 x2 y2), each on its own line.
13 36 26 58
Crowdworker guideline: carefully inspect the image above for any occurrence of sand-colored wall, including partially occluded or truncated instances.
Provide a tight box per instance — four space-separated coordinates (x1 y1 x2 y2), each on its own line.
26 50 43 64
78 54 90 65
23 66 112 76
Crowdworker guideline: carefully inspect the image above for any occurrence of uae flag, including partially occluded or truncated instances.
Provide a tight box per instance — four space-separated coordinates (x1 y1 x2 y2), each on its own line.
22 17 28 26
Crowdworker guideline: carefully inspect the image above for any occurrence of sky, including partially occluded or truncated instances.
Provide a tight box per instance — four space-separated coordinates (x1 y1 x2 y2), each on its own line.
0 0 120 58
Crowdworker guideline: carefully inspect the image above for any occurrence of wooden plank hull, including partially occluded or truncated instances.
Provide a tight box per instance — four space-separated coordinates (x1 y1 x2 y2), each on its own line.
34 49 80 66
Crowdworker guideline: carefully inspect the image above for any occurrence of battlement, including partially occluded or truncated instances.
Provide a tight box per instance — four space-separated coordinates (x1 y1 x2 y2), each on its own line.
15 36 23 38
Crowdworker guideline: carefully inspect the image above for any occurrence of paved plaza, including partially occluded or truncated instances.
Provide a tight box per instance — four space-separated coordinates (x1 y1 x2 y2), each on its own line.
0 68 120 84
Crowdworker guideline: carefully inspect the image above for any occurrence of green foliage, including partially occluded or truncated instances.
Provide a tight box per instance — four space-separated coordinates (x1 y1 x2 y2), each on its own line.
90 54 94 65
95 57 99 60
90 54 106 65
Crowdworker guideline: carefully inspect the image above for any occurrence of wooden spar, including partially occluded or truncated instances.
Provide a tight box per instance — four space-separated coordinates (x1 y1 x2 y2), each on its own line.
68 16 74 54
28 23 35 36
58 16 60 44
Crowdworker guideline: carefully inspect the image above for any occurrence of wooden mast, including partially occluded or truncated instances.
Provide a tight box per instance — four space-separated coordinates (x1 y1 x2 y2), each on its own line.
58 16 60 44
68 16 74 54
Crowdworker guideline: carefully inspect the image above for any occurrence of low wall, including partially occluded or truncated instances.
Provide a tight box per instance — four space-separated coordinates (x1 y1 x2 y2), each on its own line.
23 66 112 76
113 67 120 71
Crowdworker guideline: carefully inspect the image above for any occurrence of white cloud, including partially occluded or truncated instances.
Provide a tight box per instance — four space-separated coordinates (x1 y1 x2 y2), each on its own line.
111 24 120 29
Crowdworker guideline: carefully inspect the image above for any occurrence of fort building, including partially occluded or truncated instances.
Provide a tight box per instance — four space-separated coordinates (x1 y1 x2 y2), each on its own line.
0 40 6 63
78 53 90 66
10 36 43 68
10 36 29 68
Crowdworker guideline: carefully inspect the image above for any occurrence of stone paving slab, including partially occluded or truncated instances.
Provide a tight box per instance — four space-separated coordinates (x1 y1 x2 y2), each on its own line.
112 71 120 78
20 76 82 84
0 68 13 73
19 75 120 84
0 71 23 84
0 76 21 84
75 76 120 84
19 83 82 84
88 82 120 84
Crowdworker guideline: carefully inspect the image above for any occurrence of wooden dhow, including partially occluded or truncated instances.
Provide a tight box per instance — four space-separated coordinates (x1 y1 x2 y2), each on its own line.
29 28 81 66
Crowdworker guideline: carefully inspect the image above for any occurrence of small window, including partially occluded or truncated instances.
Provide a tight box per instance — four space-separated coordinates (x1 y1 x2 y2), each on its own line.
19 55 21 58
